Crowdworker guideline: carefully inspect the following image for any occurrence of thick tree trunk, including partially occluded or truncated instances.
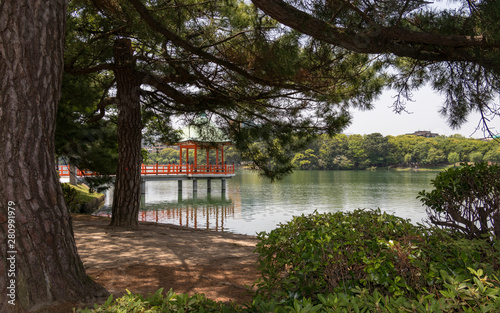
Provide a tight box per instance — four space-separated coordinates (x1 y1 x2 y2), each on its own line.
110 39 143 228
0 2 107 312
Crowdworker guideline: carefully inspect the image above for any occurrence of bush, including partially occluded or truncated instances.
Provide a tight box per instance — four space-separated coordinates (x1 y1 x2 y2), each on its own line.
61 183 81 213
419 162 500 240
253 209 500 301
76 288 240 313
254 209 431 299
61 183 104 213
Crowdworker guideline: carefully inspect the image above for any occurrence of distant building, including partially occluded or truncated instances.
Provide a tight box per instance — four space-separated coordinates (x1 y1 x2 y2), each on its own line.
407 130 439 138
143 142 173 154
480 134 500 141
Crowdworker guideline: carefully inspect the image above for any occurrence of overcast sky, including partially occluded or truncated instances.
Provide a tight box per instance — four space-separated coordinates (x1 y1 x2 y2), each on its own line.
343 1 498 138
343 85 496 138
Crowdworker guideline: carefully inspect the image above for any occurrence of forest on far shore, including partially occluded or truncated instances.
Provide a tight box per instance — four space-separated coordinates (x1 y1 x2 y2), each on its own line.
145 133 500 170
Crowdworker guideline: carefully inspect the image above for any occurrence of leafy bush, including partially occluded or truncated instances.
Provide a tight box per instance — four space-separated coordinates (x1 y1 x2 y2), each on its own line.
253 209 500 301
254 209 430 299
61 183 105 213
419 162 500 240
76 288 239 313
61 183 81 213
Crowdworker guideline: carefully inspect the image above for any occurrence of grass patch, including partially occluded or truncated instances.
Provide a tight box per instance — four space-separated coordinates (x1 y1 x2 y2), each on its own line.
72 183 104 202
62 183 104 213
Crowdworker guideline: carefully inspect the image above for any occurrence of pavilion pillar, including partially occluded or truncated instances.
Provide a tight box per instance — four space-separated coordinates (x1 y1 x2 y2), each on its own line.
179 146 183 172
194 145 198 172
207 178 212 193
206 149 210 172
221 145 225 165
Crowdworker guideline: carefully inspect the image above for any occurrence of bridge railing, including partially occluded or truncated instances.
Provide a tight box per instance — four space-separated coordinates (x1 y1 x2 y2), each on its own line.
57 165 100 177
140 164 235 175
58 164 235 177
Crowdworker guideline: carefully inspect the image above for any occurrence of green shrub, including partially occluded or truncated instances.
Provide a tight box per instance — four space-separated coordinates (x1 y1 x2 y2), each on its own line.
253 209 500 301
76 288 240 313
61 183 81 213
419 162 500 240
254 209 430 300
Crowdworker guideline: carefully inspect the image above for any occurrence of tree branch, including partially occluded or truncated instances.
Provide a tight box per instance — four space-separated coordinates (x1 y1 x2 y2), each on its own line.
251 0 500 69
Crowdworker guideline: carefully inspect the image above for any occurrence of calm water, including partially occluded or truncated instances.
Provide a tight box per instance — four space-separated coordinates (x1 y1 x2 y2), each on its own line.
95 170 437 235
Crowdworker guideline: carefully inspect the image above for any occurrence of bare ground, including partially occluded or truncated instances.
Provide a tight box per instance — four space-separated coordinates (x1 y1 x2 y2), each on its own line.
71 214 260 311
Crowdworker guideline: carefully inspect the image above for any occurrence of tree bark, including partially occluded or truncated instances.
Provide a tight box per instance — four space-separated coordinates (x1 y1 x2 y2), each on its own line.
110 39 143 228
0 1 107 312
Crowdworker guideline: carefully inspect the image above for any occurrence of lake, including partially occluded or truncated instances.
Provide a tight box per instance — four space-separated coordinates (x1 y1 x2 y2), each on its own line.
95 170 438 235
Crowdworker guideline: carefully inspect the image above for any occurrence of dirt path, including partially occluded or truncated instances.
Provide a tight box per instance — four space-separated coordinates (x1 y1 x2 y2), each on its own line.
72 214 260 306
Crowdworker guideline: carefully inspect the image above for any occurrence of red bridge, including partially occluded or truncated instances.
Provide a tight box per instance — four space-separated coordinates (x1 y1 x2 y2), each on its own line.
58 163 235 178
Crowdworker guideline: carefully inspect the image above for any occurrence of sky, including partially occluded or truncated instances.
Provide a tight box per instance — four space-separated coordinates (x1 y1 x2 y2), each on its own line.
342 1 498 139
343 85 496 138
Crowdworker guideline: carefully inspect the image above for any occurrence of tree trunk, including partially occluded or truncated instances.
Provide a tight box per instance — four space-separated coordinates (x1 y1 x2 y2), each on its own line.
110 39 143 228
0 2 107 312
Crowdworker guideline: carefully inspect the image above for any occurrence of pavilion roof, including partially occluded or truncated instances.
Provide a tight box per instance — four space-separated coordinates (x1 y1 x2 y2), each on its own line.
179 114 231 144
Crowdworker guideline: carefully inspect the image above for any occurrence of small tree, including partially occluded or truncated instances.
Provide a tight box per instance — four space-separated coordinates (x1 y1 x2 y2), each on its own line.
419 163 500 240
469 152 484 163
447 152 460 165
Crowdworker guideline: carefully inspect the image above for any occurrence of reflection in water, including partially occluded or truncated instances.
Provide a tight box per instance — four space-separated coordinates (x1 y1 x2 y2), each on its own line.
94 191 236 232
139 200 235 231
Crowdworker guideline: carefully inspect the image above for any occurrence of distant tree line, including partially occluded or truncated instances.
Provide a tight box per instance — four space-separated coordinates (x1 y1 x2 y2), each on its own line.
145 133 500 170
291 133 500 170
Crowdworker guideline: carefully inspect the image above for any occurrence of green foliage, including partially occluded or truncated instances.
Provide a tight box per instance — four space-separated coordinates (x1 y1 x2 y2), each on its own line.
76 288 239 313
254 210 426 300
61 183 105 213
448 151 460 165
469 152 484 163
254 209 500 302
79 263 500 313
61 183 80 213
292 149 319 170
56 73 118 176
282 133 499 170
419 162 500 240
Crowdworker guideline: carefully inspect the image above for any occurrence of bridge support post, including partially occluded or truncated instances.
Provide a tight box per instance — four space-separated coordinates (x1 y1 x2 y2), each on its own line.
178 180 182 193
207 178 212 194
141 179 146 195
221 178 226 192
193 179 198 193
140 194 146 209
